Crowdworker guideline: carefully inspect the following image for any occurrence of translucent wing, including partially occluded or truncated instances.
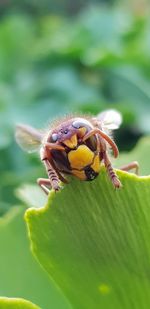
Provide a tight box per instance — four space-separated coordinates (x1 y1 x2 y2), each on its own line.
15 124 43 153
97 109 122 130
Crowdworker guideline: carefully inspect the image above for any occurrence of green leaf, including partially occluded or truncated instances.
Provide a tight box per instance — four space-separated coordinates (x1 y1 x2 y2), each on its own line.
0 207 70 309
25 165 150 308
115 136 150 175
0 297 40 309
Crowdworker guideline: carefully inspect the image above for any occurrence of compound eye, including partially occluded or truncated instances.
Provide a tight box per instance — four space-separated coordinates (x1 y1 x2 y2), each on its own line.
72 119 92 130
72 121 83 129
51 133 58 142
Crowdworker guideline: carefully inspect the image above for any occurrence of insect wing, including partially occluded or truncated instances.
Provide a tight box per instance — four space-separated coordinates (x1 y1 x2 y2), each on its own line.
97 109 122 130
15 124 43 153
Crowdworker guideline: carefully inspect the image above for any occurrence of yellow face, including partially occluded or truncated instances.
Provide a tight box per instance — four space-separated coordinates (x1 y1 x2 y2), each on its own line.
50 118 101 181
68 144 101 181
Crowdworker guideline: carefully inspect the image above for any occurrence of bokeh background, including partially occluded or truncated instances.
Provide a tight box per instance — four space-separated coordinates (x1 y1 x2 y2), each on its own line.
0 0 150 308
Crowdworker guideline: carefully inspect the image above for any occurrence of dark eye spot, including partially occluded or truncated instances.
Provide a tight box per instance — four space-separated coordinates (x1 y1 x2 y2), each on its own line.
60 128 68 134
64 129 68 134
51 133 58 142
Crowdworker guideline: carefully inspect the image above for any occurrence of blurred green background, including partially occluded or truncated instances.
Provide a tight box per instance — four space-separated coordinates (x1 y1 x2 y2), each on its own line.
0 0 150 308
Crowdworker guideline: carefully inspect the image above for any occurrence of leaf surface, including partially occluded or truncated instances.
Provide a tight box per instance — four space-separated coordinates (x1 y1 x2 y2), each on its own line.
0 297 40 309
25 166 150 309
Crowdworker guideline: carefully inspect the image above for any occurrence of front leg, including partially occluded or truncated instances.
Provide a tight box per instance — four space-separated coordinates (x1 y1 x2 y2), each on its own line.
43 159 61 192
37 161 67 195
40 146 61 193
103 152 122 189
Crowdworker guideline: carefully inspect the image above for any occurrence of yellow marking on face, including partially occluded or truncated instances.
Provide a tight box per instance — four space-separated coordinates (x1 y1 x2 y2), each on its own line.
72 169 86 180
68 145 94 169
63 134 77 149
91 155 101 173
78 127 87 137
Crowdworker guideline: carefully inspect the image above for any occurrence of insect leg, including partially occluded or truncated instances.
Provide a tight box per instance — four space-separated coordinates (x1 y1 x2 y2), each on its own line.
103 152 122 189
49 162 69 184
119 161 139 175
40 146 61 192
37 178 51 195
43 159 61 192
48 156 69 184
40 145 68 193
38 161 68 194
54 169 69 184
83 129 119 158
